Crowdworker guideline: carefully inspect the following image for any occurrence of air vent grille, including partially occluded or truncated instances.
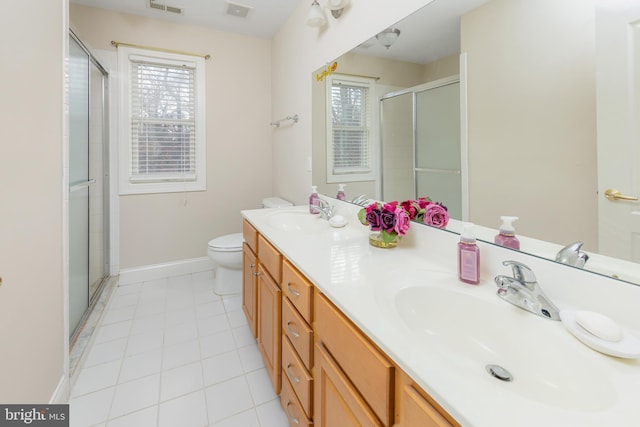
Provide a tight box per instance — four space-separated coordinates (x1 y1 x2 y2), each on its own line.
226 1 253 18
148 0 183 15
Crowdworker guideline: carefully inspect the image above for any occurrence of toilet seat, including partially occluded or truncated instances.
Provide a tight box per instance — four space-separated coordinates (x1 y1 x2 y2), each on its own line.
208 233 243 252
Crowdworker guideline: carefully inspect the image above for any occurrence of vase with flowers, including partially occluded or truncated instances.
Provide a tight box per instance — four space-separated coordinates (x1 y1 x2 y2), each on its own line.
357 197 450 248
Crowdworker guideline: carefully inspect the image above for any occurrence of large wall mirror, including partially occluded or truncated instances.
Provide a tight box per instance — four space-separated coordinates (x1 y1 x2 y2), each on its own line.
312 0 640 285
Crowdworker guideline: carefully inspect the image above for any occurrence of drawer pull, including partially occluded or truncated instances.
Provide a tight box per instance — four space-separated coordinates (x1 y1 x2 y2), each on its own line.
286 401 300 425
286 363 301 383
287 283 301 298
286 321 300 339
253 271 260 277
250 263 255 269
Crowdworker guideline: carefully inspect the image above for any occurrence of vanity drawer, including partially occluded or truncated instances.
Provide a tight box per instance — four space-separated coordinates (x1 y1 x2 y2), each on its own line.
282 296 313 369
282 259 314 324
281 372 313 427
258 234 282 284
243 220 258 254
282 335 313 418
315 291 394 427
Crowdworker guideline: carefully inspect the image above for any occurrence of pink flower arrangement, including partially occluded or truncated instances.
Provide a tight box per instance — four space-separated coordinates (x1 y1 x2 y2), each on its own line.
357 197 449 244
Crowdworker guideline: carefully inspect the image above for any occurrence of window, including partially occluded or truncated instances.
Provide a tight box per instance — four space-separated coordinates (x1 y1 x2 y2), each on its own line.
118 47 206 194
326 75 375 183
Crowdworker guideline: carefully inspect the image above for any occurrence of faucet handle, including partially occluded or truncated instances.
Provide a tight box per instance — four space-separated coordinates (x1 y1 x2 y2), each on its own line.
502 261 537 284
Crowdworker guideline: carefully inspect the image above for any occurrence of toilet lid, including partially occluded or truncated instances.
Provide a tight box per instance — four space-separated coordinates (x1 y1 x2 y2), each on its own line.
208 233 243 251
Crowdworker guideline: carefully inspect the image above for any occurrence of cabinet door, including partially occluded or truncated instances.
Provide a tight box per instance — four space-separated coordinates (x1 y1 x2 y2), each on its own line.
397 372 456 427
314 343 382 427
242 243 258 338
258 264 282 394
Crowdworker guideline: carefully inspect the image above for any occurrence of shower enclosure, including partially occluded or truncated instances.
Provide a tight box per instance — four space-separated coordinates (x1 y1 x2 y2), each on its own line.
379 77 465 221
68 31 110 339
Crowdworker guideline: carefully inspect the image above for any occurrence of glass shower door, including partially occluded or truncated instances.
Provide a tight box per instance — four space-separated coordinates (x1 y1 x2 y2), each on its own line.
415 82 462 220
69 35 90 337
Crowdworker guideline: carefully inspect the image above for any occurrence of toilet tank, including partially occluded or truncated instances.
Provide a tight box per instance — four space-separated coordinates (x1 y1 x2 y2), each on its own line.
262 197 293 208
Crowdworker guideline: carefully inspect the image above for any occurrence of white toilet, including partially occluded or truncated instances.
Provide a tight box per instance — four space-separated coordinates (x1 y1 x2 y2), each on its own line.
207 197 292 295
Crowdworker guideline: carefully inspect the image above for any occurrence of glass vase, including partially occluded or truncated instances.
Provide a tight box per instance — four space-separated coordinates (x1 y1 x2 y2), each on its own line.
368 230 399 249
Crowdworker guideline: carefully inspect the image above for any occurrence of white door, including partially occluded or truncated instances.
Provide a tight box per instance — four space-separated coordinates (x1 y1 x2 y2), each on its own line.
596 1 640 263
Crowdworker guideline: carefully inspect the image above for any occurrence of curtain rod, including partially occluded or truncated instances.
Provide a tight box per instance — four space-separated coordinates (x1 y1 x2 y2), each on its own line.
110 40 211 60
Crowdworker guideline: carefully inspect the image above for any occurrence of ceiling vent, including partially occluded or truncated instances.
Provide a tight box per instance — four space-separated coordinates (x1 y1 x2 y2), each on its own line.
148 0 183 15
225 1 253 18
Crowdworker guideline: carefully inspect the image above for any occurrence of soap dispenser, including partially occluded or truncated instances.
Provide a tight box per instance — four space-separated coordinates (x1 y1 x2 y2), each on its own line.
458 222 480 285
495 216 520 250
336 184 346 201
309 186 321 214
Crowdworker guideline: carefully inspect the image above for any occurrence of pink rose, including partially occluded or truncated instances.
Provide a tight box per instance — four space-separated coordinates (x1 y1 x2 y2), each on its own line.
424 203 449 228
394 207 411 236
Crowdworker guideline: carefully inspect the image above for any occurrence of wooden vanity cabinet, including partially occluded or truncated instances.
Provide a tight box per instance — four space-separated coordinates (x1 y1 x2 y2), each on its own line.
257 234 283 394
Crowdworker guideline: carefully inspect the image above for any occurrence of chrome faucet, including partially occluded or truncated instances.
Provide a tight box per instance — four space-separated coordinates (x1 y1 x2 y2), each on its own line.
494 261 561 321
555 241 589 268
316 198 335 220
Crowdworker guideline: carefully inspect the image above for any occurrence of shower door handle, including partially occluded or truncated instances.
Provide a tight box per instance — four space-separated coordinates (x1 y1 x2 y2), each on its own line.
69 179 96 193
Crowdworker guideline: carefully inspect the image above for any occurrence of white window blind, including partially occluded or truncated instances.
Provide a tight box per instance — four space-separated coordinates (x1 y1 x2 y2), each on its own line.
118 47 206 195
130 59 196 182
327 75 375 182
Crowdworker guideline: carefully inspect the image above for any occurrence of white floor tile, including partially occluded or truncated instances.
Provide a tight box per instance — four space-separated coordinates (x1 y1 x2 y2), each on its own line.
135 300 166 318
205 376 254 424
237 343 264 373
255 399 289 427
210 408 260 427
196 300 226 319
118 349 163 383
109 374 161 419
164 321 199 347
246 368 278 406
160 361 204 402
231 325 255 348
109 293 140 309
198 313 231 337
102 305 137 326
158 390 208 427
202 351 243 387
113 283 142 296
106 406 157 427
226 310 248 329
130 313 165 336
125 329 164 357
222 295 242 313
165 306 198 328
163 339 200 370
93 320 132 345
69 387 114 427
199 330 236 360
83 337 127 368
72 359 121 397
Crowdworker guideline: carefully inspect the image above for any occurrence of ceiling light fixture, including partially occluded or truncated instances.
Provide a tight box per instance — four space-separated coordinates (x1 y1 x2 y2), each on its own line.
326 0 350 19
376 28 401 49
306 0 327 27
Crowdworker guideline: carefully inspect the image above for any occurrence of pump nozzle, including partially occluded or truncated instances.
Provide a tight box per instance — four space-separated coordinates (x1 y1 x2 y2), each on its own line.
499 216 518 236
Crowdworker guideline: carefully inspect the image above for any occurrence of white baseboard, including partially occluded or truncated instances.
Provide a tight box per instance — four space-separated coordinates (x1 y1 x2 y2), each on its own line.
50 374 70 404
119 257 214 285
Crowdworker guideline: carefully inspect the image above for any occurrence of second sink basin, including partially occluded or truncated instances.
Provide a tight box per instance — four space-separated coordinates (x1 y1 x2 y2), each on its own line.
395 285 616 411
266 209 328 233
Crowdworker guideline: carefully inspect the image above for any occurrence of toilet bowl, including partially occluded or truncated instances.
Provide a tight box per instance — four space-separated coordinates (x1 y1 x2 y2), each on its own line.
207 197 292 295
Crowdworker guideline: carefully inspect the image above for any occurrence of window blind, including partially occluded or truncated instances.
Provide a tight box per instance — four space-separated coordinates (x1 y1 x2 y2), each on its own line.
330 81 371 174
130 59 197 182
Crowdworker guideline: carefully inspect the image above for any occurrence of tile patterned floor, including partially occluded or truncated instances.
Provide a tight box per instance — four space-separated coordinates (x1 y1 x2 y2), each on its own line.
69 271 289 427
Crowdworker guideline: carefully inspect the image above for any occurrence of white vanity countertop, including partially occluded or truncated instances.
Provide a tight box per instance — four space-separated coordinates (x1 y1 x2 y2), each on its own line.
241 202 640 427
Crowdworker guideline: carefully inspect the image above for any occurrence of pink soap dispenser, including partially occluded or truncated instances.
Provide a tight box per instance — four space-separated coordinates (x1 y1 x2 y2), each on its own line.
336 184 346 201
309 185 321 214
495 216 520 250
458 222 480 285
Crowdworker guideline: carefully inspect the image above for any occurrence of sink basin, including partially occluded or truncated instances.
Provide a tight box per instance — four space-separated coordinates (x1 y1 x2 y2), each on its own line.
266 210 328 233
395 286 616 411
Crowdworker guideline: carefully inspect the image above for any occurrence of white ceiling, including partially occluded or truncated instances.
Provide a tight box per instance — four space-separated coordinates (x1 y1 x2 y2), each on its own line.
70 0 301 38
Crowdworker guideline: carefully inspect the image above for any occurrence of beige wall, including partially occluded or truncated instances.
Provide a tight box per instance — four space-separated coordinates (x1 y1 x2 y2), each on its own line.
462 0 598 248
0 0 66 402
272 0 435 205
70 5 273 269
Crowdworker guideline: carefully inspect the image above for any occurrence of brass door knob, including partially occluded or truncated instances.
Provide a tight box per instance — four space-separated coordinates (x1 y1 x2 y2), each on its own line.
604 188 638 201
